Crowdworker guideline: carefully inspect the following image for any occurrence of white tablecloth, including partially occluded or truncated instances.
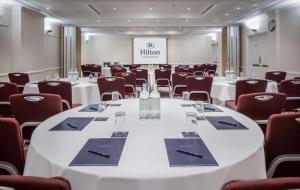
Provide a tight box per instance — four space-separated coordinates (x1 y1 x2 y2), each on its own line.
23 78 100 105
24 99 266 190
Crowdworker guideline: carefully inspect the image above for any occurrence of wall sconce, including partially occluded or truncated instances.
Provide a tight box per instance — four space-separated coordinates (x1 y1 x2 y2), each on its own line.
46 29 52 34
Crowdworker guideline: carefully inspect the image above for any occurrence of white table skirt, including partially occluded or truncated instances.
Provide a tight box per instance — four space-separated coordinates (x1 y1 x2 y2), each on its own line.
24 99 266 190
23 78 100 105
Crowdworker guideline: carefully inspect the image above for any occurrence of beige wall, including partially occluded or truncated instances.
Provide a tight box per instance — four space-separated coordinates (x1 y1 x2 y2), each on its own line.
81 33 221 66
0 7 61 81
241 5 300 79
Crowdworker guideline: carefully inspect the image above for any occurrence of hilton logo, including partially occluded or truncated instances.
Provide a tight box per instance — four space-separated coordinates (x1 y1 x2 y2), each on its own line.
141 42 160 56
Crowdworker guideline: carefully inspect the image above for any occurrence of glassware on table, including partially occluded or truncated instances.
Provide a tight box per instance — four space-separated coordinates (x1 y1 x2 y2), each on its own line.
112 91 120 101
182 91 190 101
93 72 98 78
98 100 107 113
194 101 205 120
54 73 60 80
115 111 126 131
46 75 51 81
186 112 197 132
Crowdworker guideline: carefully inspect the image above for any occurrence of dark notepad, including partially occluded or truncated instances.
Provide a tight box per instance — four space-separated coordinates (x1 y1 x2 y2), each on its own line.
182 132 200 138
79 104 108 112
111 132 128 138
49 117 94 131
165 138 218 167
69 138 126 166
206 116 248 130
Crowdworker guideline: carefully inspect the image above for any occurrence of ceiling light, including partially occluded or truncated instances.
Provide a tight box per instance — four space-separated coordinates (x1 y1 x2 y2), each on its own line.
46 7 50 10
236 7 241 10
214 19 218 22
187 7 191 11
127 19 130 22
149 7 153 11
113 7 117 11
225 13 229 16
252 3 257 7
185 19 189 23
156 19 160 22
97 20 101 23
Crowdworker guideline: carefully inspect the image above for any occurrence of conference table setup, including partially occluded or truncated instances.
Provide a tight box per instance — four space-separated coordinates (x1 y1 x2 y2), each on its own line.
24 99 266 190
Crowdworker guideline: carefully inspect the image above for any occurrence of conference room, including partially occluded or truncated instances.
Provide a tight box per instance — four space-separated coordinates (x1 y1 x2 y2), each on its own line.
1 0 300 190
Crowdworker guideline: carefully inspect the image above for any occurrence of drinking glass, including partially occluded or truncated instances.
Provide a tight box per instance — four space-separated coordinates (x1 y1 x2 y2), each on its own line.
46 75 51 81
98 100 107 113
54 73 60 80
112 91 120 101
186 112 197 132
115 111 126 131
194 101 205 120
182 91 190 101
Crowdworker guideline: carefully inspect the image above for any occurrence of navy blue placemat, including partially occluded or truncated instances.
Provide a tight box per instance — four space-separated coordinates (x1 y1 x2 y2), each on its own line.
70 138 126 166
109 104 121 107
182 132 199 138
203 104 223 112
111 132 128 138
50 117 94 131
165 138 218 167
94 117 109 121
206 116 248 130
79 104 108 112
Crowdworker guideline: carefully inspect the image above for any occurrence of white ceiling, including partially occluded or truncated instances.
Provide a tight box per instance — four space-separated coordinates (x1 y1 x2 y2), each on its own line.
16 0 284 35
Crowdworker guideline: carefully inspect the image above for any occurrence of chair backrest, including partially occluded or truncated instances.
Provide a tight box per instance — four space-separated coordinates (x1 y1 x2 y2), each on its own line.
0 82 18 117
81 65 91 77
193 64 206 72
129 64 140 70
175 65 189 72
131 69 148 86
172 73 194 96
178 67 194 73
0 176 71 190
235 79 268 105
97 77 125 101
280 79 300 97
265 113 300 177
10 93 63 125
111 67 126 76
8 73 29 86
265 71 286 83
206 64 217 72
0 118 25 175
155 69 171 86
114 72 136 95
207 70 216 76
159 64 171 70
222 177 300 190
90 65 101 75
294 77 300 79
235 92 286 121
38 81 72 110
186 76 213 101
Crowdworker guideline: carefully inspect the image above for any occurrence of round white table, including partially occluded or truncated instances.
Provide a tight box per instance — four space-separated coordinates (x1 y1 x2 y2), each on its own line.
24 99 266 190
23 78 100 105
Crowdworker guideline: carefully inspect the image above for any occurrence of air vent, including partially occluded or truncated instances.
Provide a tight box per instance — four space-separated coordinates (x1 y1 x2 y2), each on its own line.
88 4 102 16
201 4 216 16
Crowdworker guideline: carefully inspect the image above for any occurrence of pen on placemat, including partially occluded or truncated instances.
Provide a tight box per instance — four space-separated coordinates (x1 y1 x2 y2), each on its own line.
89 107 98 111
204 107 215 111
218 121 237 126
176 149 202 158
67 123 77 129
88 149 110 158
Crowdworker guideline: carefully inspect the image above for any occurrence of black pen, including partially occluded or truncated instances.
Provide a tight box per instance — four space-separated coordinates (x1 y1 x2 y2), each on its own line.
87 149 110 158
204 107 215 111
89 107 98 111
218 121 237 126
67 123 77 129
176 149 202 158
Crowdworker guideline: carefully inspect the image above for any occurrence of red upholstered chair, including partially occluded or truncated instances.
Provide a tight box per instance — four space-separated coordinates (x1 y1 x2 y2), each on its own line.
129 64 140 70
178 67 194 73
265 71 286 83
0 176 71 190
90 65 102 76
0 118 25 175
225 79 268 110
222 177 300 190
159 64 171 70
172 73 194 97
111 67 126 76
175 65 189 73
0 82 18 117
10 93 63 141
207 70 216 77
186 76 213 102
265 113 300 178
81 65 91 77
294 77 300 79
38 81 74 110
235 92 286 133
155 69 171 92
131 69 148 87
97 77 125 101
194 71 205 76
8 73 30 93
193 64 206 73
114 72 136 97
279 79 300 111
206 64 217 72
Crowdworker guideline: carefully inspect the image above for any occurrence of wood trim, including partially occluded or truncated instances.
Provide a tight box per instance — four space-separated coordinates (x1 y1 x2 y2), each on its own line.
76 27 81 76
221 27 228 76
